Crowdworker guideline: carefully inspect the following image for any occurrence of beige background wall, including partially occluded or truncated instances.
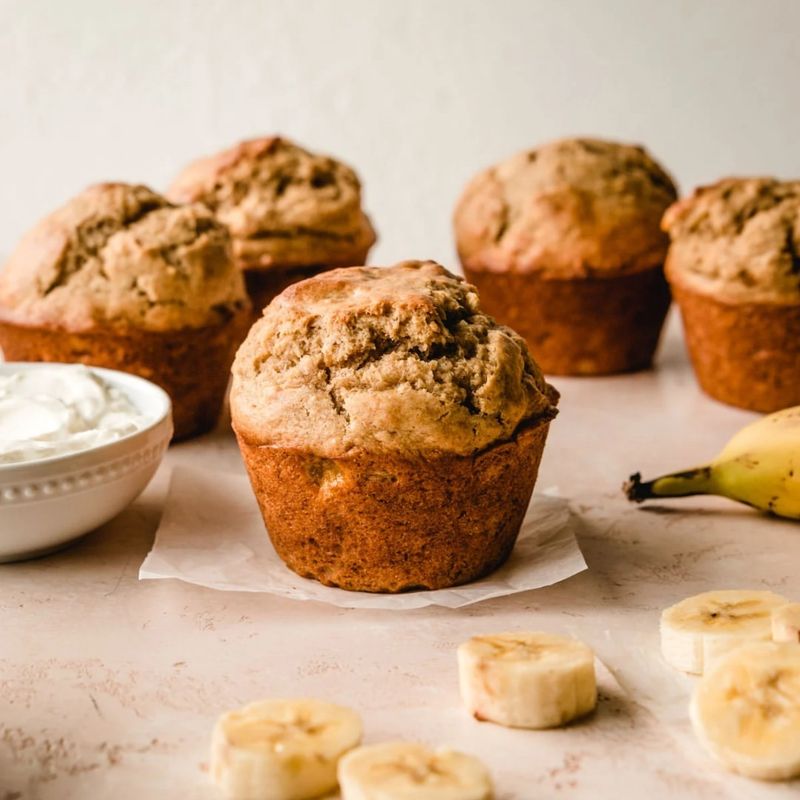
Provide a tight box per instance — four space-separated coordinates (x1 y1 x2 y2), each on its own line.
0 0 798 267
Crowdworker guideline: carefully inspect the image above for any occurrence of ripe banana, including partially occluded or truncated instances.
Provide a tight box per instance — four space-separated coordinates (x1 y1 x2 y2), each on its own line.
660 589 788 675
457 632 596 729
625 404 800 519
338 741 493 800
690 641 800 781
210 697 362 800
772 603 800 643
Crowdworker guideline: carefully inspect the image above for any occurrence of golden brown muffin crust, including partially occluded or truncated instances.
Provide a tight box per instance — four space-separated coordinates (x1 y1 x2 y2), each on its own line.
167 136 376 270
463 265 671 376
238 417 551 591
0 183 248 332
231 261 557 457
454 137 677 278
669 282 800 412
663 177 800 304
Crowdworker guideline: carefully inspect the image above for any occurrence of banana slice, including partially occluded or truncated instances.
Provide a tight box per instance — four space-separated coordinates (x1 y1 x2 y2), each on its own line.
691 641 800 781
338 741 493 800
772 603 800 643
457 631 596 729
660 589 788 675
210 697 362 800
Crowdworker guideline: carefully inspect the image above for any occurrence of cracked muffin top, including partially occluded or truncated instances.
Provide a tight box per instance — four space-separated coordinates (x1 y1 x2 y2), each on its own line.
167 136 376 271
454 137 677 278
663 177 800 304
231 261 558 457
0 183 248 332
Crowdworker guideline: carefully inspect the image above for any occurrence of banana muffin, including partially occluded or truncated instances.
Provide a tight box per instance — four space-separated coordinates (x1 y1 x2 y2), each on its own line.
231 260 559 593
168 136 376 314
663 177 800 412
0 182 250 439
454 137 678 375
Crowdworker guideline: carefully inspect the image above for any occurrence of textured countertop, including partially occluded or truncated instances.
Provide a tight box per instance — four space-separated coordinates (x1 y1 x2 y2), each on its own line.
2 316 799 799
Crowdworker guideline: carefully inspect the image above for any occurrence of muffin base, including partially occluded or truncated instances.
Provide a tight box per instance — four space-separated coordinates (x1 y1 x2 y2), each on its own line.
235 416 554 593
0 311 250 440
672 282 800 413
462 265 671 375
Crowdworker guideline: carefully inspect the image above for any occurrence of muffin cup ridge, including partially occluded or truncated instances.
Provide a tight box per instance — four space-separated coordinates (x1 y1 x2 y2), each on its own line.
671 279 800 413
462 263 672 376
0 310 251 440
234 416 554 593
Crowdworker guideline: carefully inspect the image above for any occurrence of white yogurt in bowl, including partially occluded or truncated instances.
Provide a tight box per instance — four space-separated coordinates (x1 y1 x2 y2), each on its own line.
0 365 150 464
0 363 172 562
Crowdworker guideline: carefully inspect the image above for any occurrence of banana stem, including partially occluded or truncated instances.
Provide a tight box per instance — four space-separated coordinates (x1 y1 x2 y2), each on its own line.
624 466 715 503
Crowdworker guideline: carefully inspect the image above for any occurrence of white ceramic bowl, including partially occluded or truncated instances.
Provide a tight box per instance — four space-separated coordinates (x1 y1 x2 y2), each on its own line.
0 363 172 562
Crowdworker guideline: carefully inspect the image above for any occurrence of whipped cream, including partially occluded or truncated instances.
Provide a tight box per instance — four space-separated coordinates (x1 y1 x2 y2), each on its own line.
0 365 149 465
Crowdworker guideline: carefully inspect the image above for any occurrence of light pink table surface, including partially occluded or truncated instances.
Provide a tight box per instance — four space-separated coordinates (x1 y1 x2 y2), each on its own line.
2 316 798 799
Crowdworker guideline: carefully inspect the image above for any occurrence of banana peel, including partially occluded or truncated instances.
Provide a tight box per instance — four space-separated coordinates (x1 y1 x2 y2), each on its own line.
625 405 800 519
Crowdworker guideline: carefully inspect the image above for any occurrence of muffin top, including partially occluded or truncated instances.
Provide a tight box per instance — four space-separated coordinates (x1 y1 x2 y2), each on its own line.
231 261 557 458
0 183 249 332
454 137 677 278
168 136 376 271
663 177 800 304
